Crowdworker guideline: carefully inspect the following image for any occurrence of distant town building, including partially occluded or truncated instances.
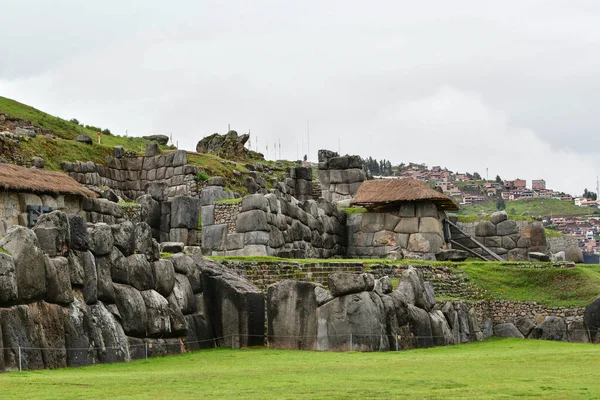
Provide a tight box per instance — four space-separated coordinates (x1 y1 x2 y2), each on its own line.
532 179 546 190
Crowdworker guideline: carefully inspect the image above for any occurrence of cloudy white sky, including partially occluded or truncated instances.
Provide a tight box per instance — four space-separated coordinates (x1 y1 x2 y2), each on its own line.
1 1 599 195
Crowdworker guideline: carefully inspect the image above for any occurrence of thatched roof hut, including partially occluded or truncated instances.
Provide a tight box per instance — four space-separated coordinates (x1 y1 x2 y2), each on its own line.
0 164 97 198
351 178 459 211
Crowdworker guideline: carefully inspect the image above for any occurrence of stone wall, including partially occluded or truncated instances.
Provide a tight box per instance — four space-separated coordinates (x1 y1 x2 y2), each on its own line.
201 193 346 258
61 150 200 201
453 212 547 260
547 236 579 253
0 210 264 371
317 150 366 203
284 167 313 201
347 201 449 258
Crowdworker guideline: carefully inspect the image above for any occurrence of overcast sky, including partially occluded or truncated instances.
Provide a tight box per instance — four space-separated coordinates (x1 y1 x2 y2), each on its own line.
1 1 599 195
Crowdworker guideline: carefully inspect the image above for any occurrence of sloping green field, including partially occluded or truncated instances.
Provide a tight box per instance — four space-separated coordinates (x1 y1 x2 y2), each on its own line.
0 340 598 399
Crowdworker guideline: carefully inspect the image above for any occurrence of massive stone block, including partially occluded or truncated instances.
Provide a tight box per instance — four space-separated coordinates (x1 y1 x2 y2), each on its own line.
317 291 388 352
202 268 264 348
111 221 135 256
170 196 201 230
0 253 18 305
90 302 130 364
327 272 375 297
141 290 172 337
0 225 46 302
126 254 155 291
236 210 269 232
87 223 114 256
267 280 318 350
44 256 73 305
114 284 148 337
64 291 99 367
33 211 70 257
153 259 176 297
429 310 455 346
493 323 524 339
407 304 433 348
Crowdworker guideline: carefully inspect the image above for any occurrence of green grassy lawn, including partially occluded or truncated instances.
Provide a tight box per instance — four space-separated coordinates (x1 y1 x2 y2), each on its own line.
0 340 599 399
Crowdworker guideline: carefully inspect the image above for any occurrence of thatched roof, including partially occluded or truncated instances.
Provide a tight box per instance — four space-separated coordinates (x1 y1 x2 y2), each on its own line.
0 164 97 198
351 178 459 211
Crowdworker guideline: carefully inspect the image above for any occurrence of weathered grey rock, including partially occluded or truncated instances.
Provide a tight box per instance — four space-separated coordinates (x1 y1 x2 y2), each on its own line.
169 253 194 275
75 135 93 145
171 196 201 229
378 276 393 294
160 242 184 254
90 302 130 363
202 224 227 251
490 211 508 225
0 304 43 370
528 252 550 262
407 233 443 253
317 291 388 351
567 320 590 343
141 290 171 337
314 284 334 306
113 145 124 158
515 316 536 337
429 310 455 346
95 256 116 304
145 142 160 157
137 194 161 228
394 217 419 234
529 316 567 341
395 267 433 311
241 194 268 212
31 156 44 168
64 292 98 367
455 302 471 343
111 221 134 256
87 223 114 256
584 296 600 342
268 280 318 350
407 304 433 348
201 268 264 347
435 249 469 261
441 301 460 343
0 225 46 302
44 256 73 304
565 245 584 263
114 284 147 337
236 210 269 232
152 259 175 297
145 181 168 202
68 214 89 251
170 273 197 315
107 247 129 284
206 176 226 187
482 318 494 339
142 134 169 145
493 323 524 338
0 253 18 305
33 211 70 257
552 251 566 262
133 222 156 261
126 254 155 291
327 272 375 297
496 219 517 236
79 250 97 304
475 221 496 237
200 186 234 206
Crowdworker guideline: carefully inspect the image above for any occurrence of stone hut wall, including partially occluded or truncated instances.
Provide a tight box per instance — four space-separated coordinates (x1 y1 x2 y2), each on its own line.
317 150 366 203
61 150 199 201
453 213 547 260
547 236 579 253
347 201 448 258
201 193 346 258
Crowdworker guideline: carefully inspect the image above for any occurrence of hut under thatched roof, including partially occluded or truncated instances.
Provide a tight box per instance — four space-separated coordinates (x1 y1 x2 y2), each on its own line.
351 178 459 211
0 164 97 198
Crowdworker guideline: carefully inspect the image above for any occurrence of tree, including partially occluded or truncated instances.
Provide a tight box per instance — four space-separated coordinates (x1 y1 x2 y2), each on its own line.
496 198 506 211
473 172 481 180
495 175 502 183
583 189 597 200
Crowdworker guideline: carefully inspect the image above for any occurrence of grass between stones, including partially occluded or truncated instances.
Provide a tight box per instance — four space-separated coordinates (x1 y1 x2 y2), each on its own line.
0 339 599 399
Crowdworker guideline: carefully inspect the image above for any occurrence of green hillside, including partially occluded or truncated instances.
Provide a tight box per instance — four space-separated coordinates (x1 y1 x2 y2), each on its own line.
458 198 593 219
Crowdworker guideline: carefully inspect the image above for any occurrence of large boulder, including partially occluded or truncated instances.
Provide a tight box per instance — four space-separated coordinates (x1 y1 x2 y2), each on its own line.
327 272 375 297
87 223 114 256
137 195 160 228
317 291 388 351
429 310 455 346
565 245 584 264
407 304 433 348
153 259 176 297
441 301 460 344
141 290 172 337
0 225 46 302
44 256 73 304
64 291 98 367
133 222 155 261
169 273 196 315
0 304 45 370
33 211 70 256
95 256 116 304
267 280 318 350
490 211 508 225
126 254 155 291
0 253 18 305
529 316 567 341
435 249 469 262
113 284 148 337
111 221 135 256
455 302 471 343
395 267 434 311
184 313 215 350
493 323 524 339
142 134 169 145
514 316 536 337
567 320 590 343
89 302 130 364
171 196 201 229
202 267 264 348
196 131 252 160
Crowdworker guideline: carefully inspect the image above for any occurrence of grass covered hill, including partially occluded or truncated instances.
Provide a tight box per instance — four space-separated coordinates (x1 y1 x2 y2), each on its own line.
0 96 296 193
457 198 593 219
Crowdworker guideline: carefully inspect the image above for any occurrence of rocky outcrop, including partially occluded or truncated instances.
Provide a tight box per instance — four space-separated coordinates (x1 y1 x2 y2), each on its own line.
317 150 367 204
196 131 252 161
